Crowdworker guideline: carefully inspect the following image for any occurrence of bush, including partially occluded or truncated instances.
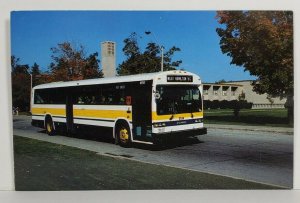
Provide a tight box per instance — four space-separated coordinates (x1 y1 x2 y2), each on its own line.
211 100 220 109
203 100 209 110
220 100 229 109
203 100 253 110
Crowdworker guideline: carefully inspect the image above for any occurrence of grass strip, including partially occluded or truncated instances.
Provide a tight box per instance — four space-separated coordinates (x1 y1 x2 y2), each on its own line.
14 136 282 190
204 109 291 127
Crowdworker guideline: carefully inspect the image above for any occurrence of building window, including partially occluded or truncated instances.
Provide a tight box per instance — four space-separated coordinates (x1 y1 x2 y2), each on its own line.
222 91 227 96
213 86 220 96
231 87 238 96
203 85 210 95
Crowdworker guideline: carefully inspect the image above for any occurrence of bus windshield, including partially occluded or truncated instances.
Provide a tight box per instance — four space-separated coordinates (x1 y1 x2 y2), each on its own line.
156 85 202 115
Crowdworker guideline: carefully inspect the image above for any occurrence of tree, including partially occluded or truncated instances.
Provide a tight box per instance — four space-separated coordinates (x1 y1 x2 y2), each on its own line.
122 32 140 58
31 62 42 87
49 42 103 81
83 52 103 79
31 62 41 75
11 56 31 111
234 91 246 117
216 11 293 122
215 79 227 84
117 32 182 75
11 55 20 72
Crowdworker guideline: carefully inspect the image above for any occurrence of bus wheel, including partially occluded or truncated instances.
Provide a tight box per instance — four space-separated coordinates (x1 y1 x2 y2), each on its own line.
116 123 131 147
45 118 55 136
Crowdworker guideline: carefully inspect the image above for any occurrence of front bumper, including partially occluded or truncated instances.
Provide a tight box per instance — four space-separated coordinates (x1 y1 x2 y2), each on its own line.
152 127 207 139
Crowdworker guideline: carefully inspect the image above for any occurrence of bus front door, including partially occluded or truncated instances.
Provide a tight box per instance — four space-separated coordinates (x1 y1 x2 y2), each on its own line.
132 81 152 142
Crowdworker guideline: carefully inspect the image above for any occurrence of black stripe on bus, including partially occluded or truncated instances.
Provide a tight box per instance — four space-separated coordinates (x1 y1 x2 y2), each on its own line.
52 116 66 119
73 117 115 122
32 114 66 119
32 114 45 117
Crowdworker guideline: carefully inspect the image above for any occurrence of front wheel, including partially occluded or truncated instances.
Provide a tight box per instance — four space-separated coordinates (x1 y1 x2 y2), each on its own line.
116 123 131 147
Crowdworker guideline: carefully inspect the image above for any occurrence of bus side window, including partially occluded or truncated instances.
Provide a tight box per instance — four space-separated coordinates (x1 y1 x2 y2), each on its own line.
107 96 113 104
118 89 126 105
77 97 84 104
99 95 107 104
101 85 114 105
34 93 44 104
119 96 125 105
84 96 92 104
97 84 127 105
90 96 96 104
34 89 48 104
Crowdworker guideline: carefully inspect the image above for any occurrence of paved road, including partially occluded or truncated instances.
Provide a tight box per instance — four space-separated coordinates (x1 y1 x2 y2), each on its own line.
13 115 293 188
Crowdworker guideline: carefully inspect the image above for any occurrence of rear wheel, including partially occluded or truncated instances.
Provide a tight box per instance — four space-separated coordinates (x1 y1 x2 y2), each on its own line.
116 123 131 147
45 118 55 136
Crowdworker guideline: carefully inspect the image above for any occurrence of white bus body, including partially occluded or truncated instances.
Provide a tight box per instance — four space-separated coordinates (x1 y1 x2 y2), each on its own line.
31 70 207 146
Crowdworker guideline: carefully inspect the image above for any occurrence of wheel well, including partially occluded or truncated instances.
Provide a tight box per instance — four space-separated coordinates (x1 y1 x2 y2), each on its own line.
44 114 54 129
114 119 131 139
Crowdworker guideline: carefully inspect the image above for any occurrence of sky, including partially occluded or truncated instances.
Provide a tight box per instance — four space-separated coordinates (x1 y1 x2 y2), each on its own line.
11 11 257 83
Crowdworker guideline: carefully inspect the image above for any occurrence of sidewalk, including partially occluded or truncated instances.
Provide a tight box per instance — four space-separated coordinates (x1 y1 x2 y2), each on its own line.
206 123 293 134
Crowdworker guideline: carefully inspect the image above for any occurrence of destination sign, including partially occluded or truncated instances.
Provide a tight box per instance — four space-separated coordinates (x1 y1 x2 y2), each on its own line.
167 75 193 82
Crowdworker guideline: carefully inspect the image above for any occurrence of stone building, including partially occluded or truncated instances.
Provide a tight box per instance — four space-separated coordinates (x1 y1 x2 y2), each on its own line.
203 80 286 109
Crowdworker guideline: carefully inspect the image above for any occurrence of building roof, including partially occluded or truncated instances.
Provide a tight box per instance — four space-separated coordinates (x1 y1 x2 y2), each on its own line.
203 79 255 83
203 83 243 87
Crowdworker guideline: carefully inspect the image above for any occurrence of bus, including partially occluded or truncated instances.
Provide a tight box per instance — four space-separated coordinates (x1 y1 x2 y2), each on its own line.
31 70 207 146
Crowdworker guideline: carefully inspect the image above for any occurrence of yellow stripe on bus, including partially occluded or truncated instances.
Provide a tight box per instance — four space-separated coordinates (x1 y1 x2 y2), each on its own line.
31 107 132 120
73 109 132 120
32 107 66 116
152 111 203 121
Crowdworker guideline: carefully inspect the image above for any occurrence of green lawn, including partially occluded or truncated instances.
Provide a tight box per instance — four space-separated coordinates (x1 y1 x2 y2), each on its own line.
14 136 282 190
204 108 292 127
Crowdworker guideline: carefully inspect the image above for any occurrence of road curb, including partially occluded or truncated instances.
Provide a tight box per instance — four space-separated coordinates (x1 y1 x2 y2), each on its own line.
206 124 293 134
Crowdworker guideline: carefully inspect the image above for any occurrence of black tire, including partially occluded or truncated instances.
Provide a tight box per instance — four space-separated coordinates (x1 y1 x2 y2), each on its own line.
45 118 55 136
116 123 131 147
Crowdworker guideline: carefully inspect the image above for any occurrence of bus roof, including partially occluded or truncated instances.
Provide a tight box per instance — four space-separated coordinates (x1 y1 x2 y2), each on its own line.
33 70 201 90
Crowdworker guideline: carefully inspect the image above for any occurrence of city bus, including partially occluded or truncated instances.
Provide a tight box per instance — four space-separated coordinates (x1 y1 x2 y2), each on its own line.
31 70 207 146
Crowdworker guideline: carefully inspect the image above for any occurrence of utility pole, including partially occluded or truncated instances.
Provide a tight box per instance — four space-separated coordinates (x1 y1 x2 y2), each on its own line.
160 46 164 72
145 31 164 72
